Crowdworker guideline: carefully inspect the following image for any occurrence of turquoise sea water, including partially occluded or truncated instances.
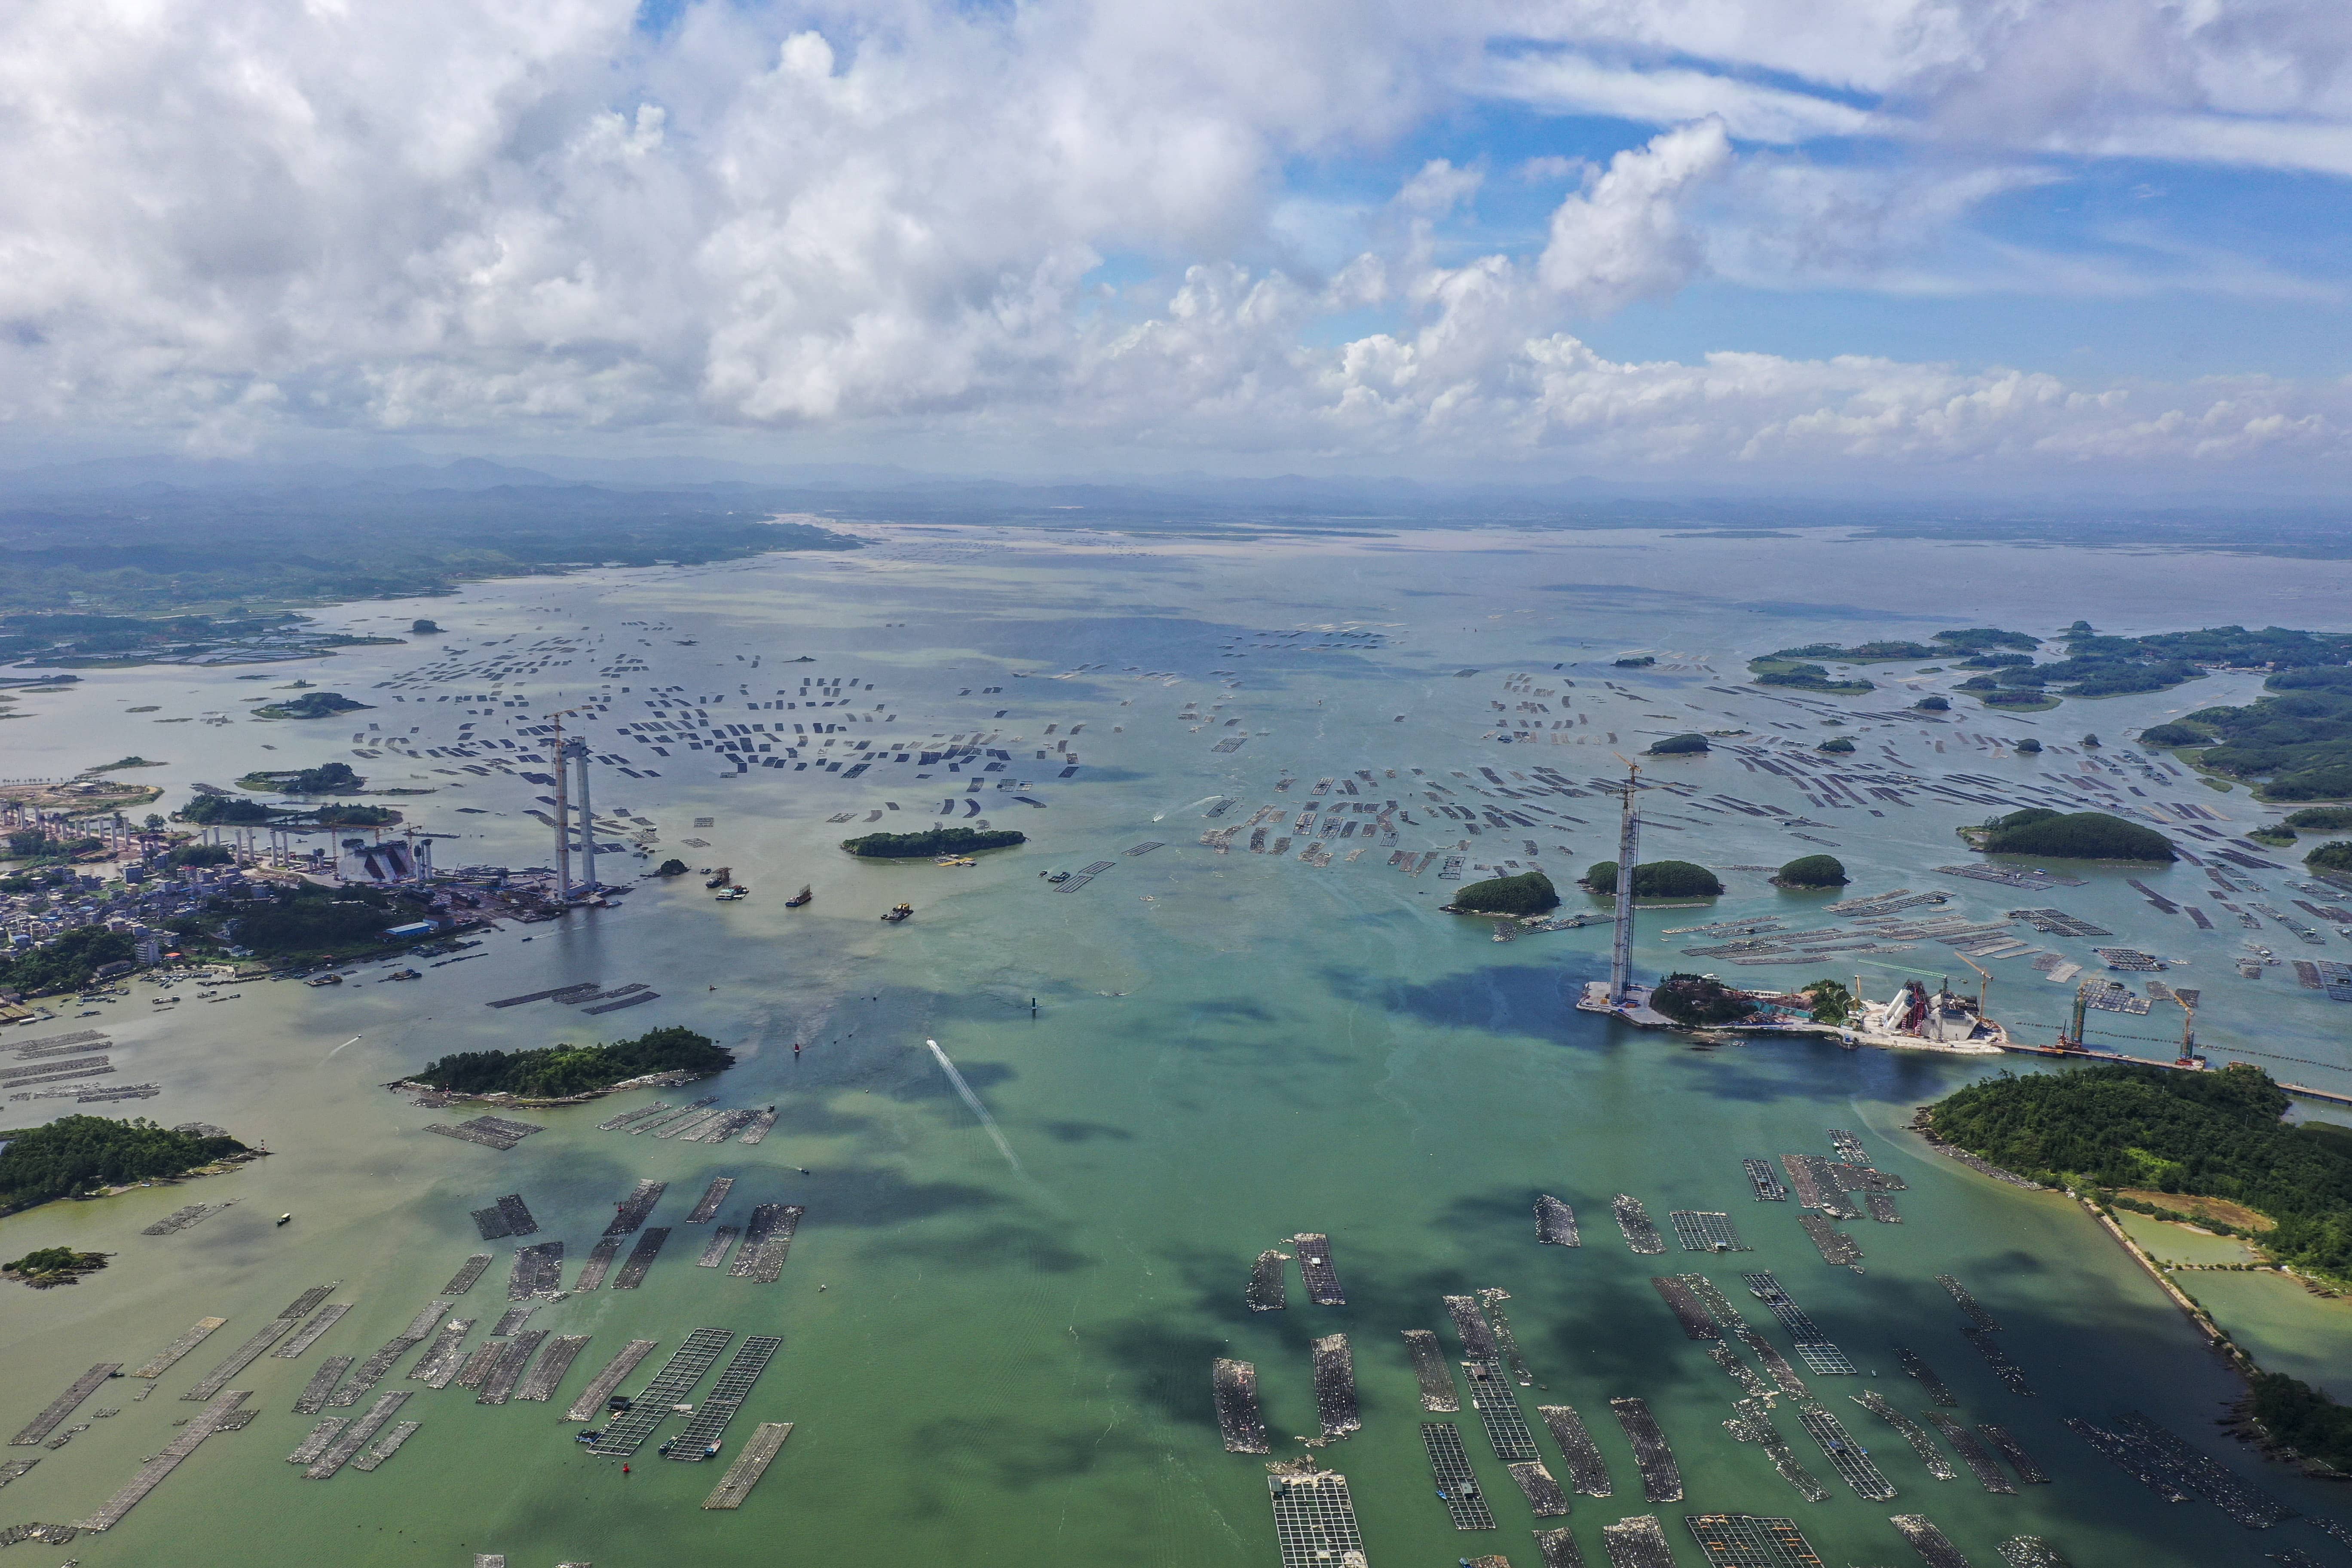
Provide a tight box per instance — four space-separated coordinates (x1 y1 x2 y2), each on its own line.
2 524 2349 1566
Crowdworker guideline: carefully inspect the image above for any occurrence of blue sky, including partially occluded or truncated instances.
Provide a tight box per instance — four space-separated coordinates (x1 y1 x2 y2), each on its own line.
3 0 2349 485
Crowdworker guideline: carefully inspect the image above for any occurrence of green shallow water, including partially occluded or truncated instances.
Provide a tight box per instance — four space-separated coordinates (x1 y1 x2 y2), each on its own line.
2 525 2349 1567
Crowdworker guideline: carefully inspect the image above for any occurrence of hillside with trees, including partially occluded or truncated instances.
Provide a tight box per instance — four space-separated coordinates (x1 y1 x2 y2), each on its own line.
413 1025 732 1099
1445 870 1559 916
0 1116 245 1216
1966 808 2174 861
1926 1063 2352 1280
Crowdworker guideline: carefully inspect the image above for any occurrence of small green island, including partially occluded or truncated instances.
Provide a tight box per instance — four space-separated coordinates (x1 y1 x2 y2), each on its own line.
1648 972 1758 1026
1750 661 1874 695
1644 734 1709 755
252 691 372 720
239 760 365 794
1585 859 1723 898
2285 805 2352 832
5 1245 110 1289
1773 854 1848 888
2309 840 2352 874
1960 807 2175 862
1442 870 1559 916
0 1115 250 1218
410 1025 733 1100
841 826 1026 858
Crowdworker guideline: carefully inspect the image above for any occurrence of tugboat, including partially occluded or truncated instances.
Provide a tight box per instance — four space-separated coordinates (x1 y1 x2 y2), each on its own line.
784 885 813 908
704 866 732 890
881 903 914 923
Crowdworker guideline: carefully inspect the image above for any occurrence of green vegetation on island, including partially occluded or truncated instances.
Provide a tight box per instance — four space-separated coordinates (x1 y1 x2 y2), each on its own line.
1964 807 2175 862
2249 1372 2352 1475
1925 1063 2352 1280
0 1115 247 1217
411 619 441 634
1816 736 1856 753
413 1026 733 1099
1645 734 1709 755
2285 806 2352 831
1585 860 1724 898
2309 841 2352 874
2015 738 2043 754
81 756 165 773
1612 655 1655 668
2143 667 2352 801
840 827 1026 858
0 926 135 996
239 761 364 794
178 794 276 825
252 691 371 720
1773 854 1848 888
1444 870 1559 916
1751 662 1874 695
5 1246 110 1289
655 858 689 876
1915 695 1950 711
1649 973 1758 1026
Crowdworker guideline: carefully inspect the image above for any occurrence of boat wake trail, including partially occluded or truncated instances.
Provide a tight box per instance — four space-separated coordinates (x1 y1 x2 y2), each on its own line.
925 1038 1021 1173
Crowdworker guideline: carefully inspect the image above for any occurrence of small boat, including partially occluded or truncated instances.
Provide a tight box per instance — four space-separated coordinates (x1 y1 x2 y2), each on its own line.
881 903 913 923
1044 870 1070 884
276 1213 292 1227
784 885 812 907
704 866 733 889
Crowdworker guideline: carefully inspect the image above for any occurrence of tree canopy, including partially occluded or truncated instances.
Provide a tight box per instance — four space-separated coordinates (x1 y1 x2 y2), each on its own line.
1976 808 2174 861
1446 870 1559 916
1928 1063 2352 1279
0 1116 244 1215
1774 854 1848 888
413 1025 733 1098
1586 860 1723 897
841 826 1025 858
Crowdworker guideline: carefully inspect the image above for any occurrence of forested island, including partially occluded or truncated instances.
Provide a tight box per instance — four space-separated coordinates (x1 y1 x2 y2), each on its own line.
2143 666 2352 801
1962 808 2175 861
410 1025 732 1099
0 1116 249 1216
252 691 370 720
841 826 1026 858
1645 733 1709 755
1584 859 1723 897
1926 1064 2352 1280
1442 870 1558 916
1773 854 1848 888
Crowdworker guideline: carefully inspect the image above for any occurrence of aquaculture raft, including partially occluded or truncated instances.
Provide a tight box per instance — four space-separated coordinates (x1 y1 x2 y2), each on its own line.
1670 1211 1749 1253
1400 1331 1459 1412
1311 1335 1360 1440
730 1204 805 1283
550 1338 656 1421
12 1365 120 1446
1795 1403 1895 1499
1293 1234 1346 1305
696 1226 743 1268
1534 1193 1581 1245
685 1177 734 1223
1601 1513 1678 1568
1894 1349 1956 1405
78 1388 249 1531
1510 1460 1571 1517
1212 1359 1269 1455
274 1303 352 1359
1445 1295 1501 1360
612 1228 671 1289
1684 1513 1828 1568
1419 1422 1495 1529
1537 1404 1614 1497
1246 1249 1288 1311
1611 1396 1683 1502
591 1328 733 1457
294 1356 355 1412
604 1179 668 1235
1613 1195 1666 1255
1265 1464 1366 1568
1464 1361 1539 1463
1849 1392 1956 1480
1651 1277 1723 1341
1890 1514 1972 1568
442 1255 493 1294
1534 1526 1588 1568
703 1421 793 1509
665 1335 782 1460
1923 1411 2015 1494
